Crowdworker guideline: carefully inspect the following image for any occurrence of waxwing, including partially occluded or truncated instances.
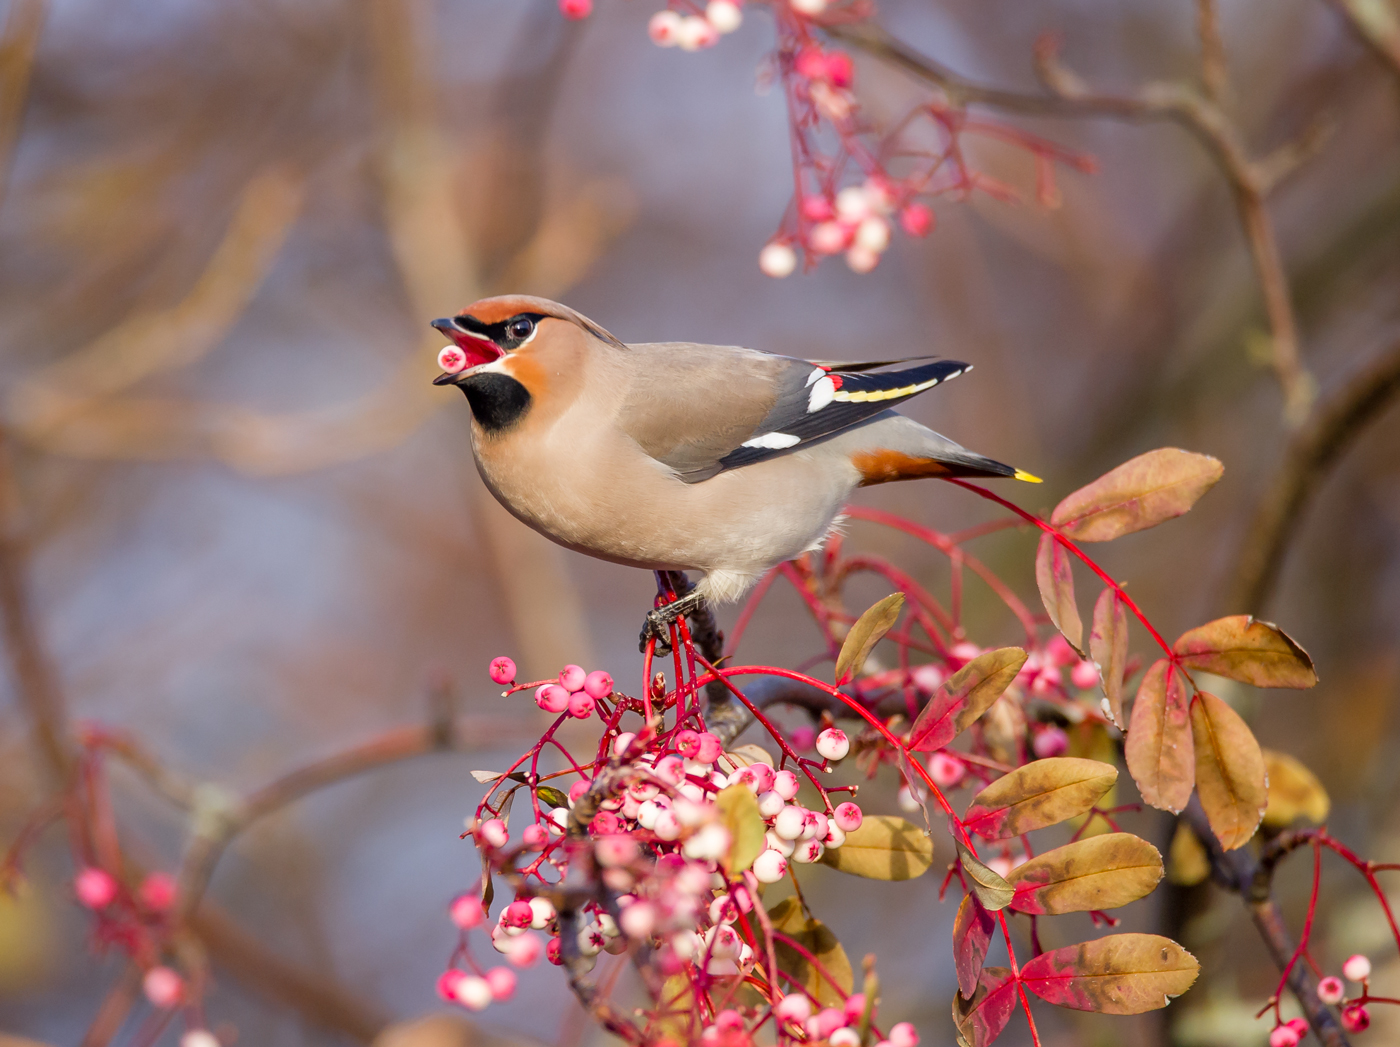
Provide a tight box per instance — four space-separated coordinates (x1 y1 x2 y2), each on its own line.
432 295 1038 643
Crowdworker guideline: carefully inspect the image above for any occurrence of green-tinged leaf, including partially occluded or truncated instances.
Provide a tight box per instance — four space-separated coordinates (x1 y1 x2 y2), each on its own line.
963 758 1118 840
1049 449 1223 542
1190 692 1267 850
1020 933 1200 1013
1007 833 1163 915
955 838 1014 911
1090 589 1130 727
1166 822 1210 887
835 592 905 683
654 973 695 1041
535 785 570 809
768 896 853 1007
1262 750 1330 829
819 815 933 880
952 967 1018 1047
1124 660 1194 814
1172 616 1318 689
715 785 766 874
908 648 1028 753
953 893 996 999
1036 533 1083 654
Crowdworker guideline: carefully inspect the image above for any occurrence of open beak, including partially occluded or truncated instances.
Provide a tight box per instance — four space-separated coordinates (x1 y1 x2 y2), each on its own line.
431 318 505 384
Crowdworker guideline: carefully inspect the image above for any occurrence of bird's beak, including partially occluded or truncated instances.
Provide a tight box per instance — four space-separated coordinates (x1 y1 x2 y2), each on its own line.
431 317 504 384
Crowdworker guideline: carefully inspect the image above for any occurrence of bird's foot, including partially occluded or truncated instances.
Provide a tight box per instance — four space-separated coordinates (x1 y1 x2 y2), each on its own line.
638 589 706 654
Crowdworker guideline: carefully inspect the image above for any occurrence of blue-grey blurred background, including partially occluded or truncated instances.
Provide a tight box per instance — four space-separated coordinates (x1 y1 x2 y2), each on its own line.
1 0 1398 1044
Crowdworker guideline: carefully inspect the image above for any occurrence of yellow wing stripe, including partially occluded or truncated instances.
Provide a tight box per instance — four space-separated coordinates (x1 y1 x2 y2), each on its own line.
831 376 943 404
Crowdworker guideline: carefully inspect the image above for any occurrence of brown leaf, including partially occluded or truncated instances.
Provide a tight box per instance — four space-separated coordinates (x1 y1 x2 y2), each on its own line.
1262 749 1330 829
952 967 1018 1047
1190 692 1267 850
954 838 1014 911
908 648 1028 753
768 896 854 1008
1124 660 1194 813
1007 833 1163 915
1036 533 1083 653
963 758 1118 840
1020 933 1199 1013
1049 449 1223 542
1166 821 1210 887
818 815 933 880
835 592 905 683
1172 616 1318 689
1090 589 1130 727
953 893 996 999
715 784 767 874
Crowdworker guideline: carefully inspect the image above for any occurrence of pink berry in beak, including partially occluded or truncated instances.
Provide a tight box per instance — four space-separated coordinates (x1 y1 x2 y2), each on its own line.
438 345 468 374
489 656 516 685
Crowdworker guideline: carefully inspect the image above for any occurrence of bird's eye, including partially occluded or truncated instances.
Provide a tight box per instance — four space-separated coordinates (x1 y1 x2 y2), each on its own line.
507 317 534 341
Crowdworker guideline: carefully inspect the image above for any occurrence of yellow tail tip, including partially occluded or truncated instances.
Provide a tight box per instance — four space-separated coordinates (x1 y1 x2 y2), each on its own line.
1014 469 1043 483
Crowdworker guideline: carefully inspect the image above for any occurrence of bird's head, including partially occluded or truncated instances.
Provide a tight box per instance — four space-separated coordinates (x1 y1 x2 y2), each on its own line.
431 295 625 387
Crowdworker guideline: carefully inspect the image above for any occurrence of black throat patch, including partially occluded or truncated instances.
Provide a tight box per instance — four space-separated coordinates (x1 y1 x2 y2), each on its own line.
458 372 532 433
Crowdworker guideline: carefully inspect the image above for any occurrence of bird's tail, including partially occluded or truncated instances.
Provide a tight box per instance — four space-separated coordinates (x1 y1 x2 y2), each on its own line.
848 417 1041 487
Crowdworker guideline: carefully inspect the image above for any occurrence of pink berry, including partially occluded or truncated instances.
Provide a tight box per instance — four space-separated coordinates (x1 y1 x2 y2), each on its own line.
1285 1019 1307 1034
899 203 933 238
583 670 613 699
437 968 467 1002
1071 659 1099 689
1317 975 1345 1004
694 732 723 763
1032 726 1069 759
138 872 177 912
437 346 467 374
824 51 854 88
795 48 828 81
547 936 564 965
801 195 835 222
928 752 966 789
558 0 591 19
536 684 570 713
674 730 702 758
521 823 548 849
1269 1026 1299 1047
949 641 980 664
1044 634 1077 667
595 834 640 867
759 242 798 279
789 726 816 751
485 966 517 1001
843 993 866 1021
143 966 184 1009
833 802 863 832
569 778 592 803
455 974 493 1011
773 769 801 799
502 900 533 929
506 932 542 967
559 664 587 691
774 993 813 1024
568 690 595 719
591 810 621 835
649 9 682 44
1343 954 1372 982
911 663 945 692
478 818 509 848
489 656 516 685
753 849 788 883
888 1023 919 1047
1341 1004 1370 1032
450 893 484 929
75 867 118 909
810 1007 847 1039
809 221 849 255
816 728 850 761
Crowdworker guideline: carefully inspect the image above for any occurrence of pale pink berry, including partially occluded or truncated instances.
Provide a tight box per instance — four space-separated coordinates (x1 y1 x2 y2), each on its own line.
489 656 516 685
653 809 682 841
1270 1026 1300 1047
437 968 466 1002
559 664 587 691
928 751 966 788
835 186 871 222
1341 1004 1370 1032
502 900 533 929
950 641 981 663
694 732 723 763
621 899 657 939
1318 975 1345 1004
438 345 468 374
809 1007 847 1039
1343 953 1372 982
595 834 640 867
478 818 509 848
774 806 807 840
747 763 775 793
486 966 517 1001
759 242 798 278
802 810 828 841
773 769 801 799
506 932 543 967
757 791 785 818
1032 665 1063 695
713 1008 745 1032
843 993 866 1021
823 823 846 849
521 823 548 849
590 810 622 835
845 246 879 274
450 893 484 929
854 216 890 253
654 754 685 784
568 691 595 719
138 872 177 912
569 778 592 803
612 732 637 757
536 684 569 713
911 663 945 692
705 0 743 33
753 849 788 883
774 993 813 1024
558 0 592 19
833 802 863 832
1071 659 1099 689
456 973 493 1011
676 14 717 50
583 670 613 699
180 1031 221 1047
888 1022 919 1047
900 203 933 237
143 966 184 1009
649 9 683 44
789 725 816 751
809 221 849 255
528 897 555 928
1033 726 1069 759
1044 634 1076 667
75 867 118 909
792 838 825 864
683 823 733 862
816 728 850 761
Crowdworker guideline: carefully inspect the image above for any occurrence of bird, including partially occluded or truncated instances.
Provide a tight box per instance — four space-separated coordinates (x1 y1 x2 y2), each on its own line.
430 295 1039 649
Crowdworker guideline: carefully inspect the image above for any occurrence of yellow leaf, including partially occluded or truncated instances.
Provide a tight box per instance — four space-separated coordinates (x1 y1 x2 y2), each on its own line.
818 815 933 880
835 592 904 683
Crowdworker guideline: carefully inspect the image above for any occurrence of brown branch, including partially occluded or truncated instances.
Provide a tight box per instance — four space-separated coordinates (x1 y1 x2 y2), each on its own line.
0 0 46 209
1182 803 1349 1047
1226 335 1400 612
1194 0 1230 104
1323 0 1400 78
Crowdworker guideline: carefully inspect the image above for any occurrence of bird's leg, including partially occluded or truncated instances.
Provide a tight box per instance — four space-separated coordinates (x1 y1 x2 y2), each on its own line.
639 571 707 654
